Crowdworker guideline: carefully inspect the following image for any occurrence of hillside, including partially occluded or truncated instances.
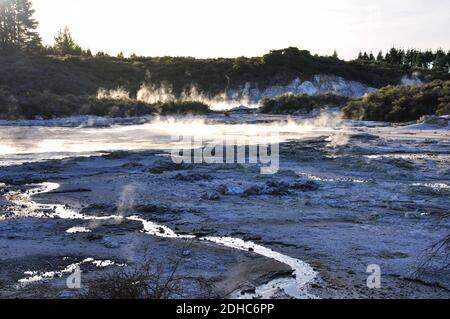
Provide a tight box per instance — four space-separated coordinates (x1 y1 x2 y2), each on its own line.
0 47 449 119
0 47 430 96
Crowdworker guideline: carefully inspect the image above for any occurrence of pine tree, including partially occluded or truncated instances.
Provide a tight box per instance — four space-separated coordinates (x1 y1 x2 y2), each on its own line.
433 49 447 71
0 0 15 49
376 51 384 61
332 49 338 59
53 27 82 55
16 0 40 49
0 0 41 51
83 48 92 57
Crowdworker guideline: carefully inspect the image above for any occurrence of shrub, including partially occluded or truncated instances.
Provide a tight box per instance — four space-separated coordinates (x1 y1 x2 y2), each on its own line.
157 101 210 115
260 93 349 114
342 80 450 122
82 254 213 299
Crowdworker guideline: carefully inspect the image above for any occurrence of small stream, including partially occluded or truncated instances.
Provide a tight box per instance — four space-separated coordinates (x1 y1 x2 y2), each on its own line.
6 182 318 299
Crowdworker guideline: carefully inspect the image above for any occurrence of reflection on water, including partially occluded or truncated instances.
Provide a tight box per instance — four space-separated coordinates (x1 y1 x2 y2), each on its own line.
0 115 345 166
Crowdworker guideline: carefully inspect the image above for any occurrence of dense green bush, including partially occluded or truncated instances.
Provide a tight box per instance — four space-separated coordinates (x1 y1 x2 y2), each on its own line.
156 101 210 115
260 93 350 114
342 80 450 122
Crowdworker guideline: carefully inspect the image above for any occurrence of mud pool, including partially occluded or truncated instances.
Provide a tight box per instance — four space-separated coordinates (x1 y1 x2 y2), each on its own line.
0 113 449 299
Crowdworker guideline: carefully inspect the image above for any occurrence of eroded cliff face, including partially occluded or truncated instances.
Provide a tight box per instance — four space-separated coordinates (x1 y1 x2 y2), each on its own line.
228 75 377 103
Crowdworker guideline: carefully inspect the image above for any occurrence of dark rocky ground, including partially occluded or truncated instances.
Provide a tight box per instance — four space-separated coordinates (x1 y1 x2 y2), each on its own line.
0 124 449 299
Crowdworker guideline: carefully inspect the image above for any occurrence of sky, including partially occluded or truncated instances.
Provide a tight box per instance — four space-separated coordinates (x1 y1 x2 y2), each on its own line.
33 0 450 60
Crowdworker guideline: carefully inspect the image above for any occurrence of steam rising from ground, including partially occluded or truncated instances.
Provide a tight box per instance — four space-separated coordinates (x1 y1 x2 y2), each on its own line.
145 112 345 137
117 184 139 217
326 132 350 148
97 87 132 101
0 112 350 165
97 84 258 111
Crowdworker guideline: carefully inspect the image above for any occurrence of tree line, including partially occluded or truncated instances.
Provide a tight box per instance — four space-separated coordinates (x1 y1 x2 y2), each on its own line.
356 48 450 72
1 0 450 74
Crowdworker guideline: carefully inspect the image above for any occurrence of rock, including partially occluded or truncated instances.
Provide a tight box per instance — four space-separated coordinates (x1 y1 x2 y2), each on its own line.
103 241 120 249
149 160 193 174
291 181 320 192
349 133 380 141
419 115 448 127
217 185 245 196
225 179 320 198
134 204 170 213
229 105 253 113
243 185 265 197
102 151 131 159
201 192 221 201
86 234 103 241
174 173 213 182
121 162 144 169
48 188 92 194
379 251 409 259
264 180 292 195
193 228 216 237
182 250 192 257
241 287 256 295
243 235 262 241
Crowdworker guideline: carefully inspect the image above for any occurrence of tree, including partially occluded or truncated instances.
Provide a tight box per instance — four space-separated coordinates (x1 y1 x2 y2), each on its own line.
53 27 82 55
433 49 447 71
16 0 40 48
0 0 41 51
95 50 109 57
332 49 339 59
376 51 384 61
83 48 92 57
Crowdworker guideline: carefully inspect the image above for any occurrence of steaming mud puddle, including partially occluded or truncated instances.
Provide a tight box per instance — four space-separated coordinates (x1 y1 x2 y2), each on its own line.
1 114 449 299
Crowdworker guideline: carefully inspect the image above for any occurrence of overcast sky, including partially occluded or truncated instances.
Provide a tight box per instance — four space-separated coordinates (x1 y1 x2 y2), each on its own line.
33 0 450 60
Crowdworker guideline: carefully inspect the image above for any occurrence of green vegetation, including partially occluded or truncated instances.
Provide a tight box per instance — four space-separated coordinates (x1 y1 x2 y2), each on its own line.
0 86 210 119
260 93 349 114
1 48 448 119
48 27 83 56
356 48 450 73
1 1 449 120
156 101 209 116
342 80 450 122
0 0 41 52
